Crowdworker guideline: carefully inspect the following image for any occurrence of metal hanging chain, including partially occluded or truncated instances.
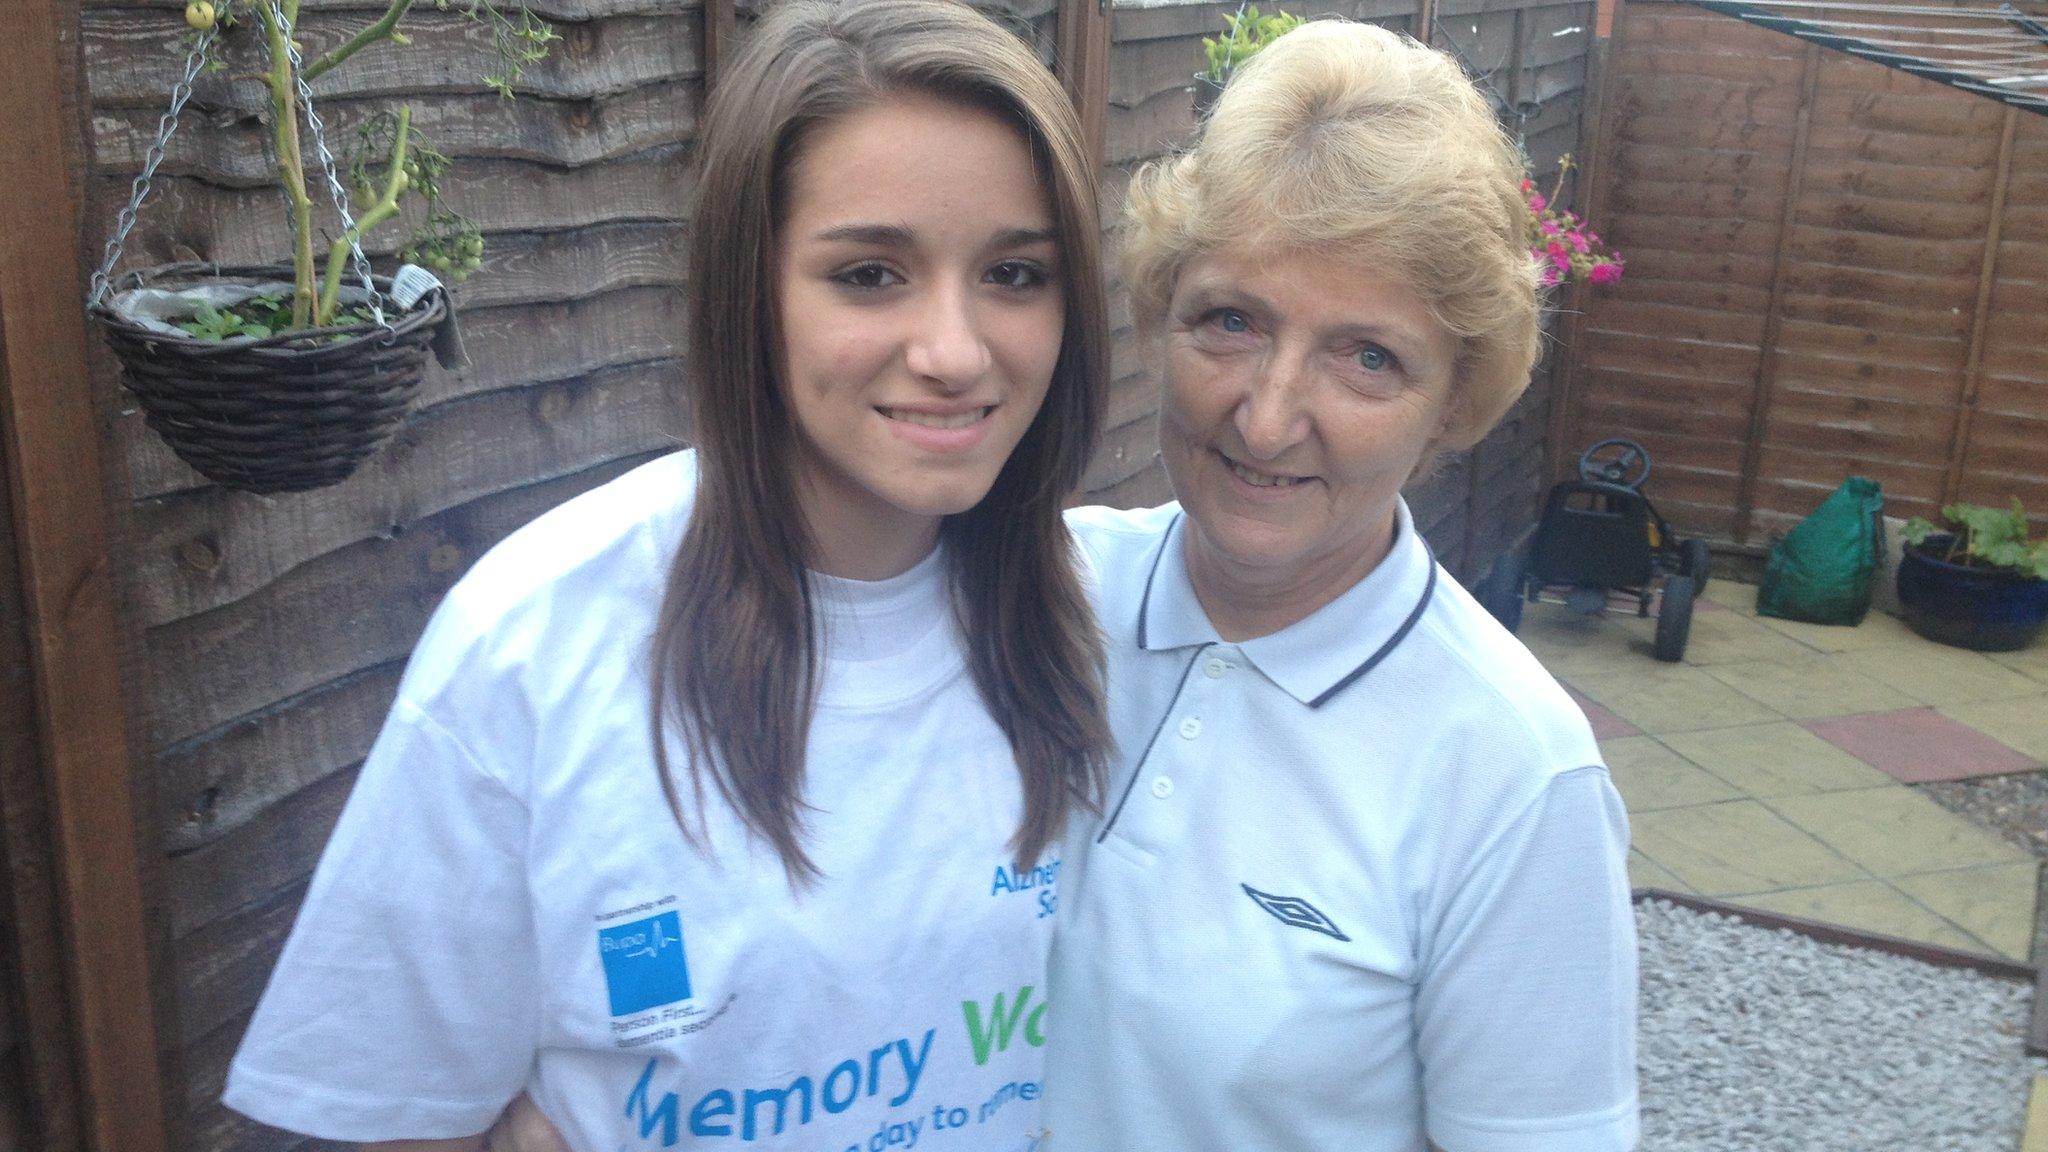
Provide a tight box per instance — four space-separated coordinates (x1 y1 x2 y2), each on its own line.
271 0 391 329
88 26 218 309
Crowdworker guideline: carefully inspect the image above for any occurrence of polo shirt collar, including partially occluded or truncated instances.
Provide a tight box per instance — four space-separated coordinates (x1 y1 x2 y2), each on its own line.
1136 496 1438 708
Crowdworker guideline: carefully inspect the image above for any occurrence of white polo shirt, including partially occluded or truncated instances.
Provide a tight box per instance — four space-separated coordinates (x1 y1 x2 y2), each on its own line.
226 451 1058 1151
1048 499 1638 1152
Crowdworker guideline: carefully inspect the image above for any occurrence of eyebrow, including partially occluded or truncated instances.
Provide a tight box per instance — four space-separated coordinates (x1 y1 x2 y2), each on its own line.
1184 281 1430 352
808 223 1060 249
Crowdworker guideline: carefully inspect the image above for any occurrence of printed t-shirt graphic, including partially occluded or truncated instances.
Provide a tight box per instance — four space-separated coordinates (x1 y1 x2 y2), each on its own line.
223 451 1056 1151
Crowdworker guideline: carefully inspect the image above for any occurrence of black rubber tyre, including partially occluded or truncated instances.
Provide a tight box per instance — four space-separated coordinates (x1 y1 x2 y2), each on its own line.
1483 553 1527 633
1654 574 1696 662
1683 537 1713 591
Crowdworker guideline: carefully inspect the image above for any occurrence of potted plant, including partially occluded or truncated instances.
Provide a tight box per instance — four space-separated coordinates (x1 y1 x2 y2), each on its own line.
1897 499 2048 651
1195 5 1306 119
1521 154 1623 288
86 0 554 493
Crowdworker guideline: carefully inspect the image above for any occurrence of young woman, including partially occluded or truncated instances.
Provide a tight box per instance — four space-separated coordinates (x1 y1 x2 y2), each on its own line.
222 2 1112 1148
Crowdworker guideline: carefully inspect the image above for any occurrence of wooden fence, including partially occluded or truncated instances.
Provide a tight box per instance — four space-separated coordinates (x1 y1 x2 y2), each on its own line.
1 0 1594 1147
1560 0 2048 544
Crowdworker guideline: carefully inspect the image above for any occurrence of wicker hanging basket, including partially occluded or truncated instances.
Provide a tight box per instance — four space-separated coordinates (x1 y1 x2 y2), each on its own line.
91 263 452 495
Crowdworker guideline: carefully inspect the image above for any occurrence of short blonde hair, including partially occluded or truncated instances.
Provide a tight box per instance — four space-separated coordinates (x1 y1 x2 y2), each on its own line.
1122 20 1540 455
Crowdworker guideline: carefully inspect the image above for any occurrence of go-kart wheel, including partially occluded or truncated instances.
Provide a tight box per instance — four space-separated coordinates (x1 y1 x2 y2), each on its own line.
1578 438 1652 491
1682 538 1713 590
1482 552 1527 633
1654 574 1695 663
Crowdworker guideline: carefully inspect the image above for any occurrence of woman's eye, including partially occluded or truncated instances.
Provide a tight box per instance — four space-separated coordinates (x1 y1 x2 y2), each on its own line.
835 263 901 290
1357 343 1395 372
987 260 1049 290
1211 309 1251 334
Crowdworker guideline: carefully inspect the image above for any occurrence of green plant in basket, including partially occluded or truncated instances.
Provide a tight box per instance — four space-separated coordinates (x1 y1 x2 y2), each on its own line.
1201 5 1307 84
170 0 555 335
1903 499 2048 580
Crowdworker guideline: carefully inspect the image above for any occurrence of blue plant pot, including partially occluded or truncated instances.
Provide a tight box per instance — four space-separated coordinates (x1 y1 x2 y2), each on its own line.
1896 534 2048 652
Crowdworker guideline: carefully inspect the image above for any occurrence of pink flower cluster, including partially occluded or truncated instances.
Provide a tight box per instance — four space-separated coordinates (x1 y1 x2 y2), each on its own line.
1521 167 1623 289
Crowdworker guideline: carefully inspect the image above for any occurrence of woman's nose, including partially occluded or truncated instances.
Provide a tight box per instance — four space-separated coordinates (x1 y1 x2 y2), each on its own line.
1235 357 1311 459
905 284 992 389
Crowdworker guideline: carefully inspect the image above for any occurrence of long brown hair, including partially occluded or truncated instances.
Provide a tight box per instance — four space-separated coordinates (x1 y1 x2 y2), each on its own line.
651 0 1112 881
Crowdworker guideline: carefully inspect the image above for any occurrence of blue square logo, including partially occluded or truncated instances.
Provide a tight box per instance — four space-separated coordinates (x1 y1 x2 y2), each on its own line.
597 911 691 1016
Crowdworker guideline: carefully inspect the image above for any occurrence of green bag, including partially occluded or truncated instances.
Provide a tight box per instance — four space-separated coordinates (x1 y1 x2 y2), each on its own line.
1757 477 1886 626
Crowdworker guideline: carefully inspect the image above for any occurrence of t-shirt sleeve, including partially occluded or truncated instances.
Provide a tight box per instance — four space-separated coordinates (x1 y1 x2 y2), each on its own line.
1415 765 1639 1152
222 695 541 1140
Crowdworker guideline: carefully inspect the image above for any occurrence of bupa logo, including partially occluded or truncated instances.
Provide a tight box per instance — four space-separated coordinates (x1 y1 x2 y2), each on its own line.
598 911 691 1016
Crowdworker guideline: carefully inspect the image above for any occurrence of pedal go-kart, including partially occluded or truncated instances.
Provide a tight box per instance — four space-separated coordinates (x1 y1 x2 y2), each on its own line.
1482 438 1712 662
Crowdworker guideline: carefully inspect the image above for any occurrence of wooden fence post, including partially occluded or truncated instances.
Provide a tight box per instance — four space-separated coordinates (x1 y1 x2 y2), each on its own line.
1731 40 1822 544
704 0 739 91
0 1 170 1150
1057 0 1111 171
1941 104 2018 509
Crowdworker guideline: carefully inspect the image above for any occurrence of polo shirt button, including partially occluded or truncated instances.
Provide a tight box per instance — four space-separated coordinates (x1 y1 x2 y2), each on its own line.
1150 776 1174 798
1204 658 1227 678
1178 717 1202 740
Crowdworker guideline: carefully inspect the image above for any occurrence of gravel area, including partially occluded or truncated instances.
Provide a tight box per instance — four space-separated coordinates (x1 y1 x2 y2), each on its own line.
1918 770 2048 860
1638 899 2045 1152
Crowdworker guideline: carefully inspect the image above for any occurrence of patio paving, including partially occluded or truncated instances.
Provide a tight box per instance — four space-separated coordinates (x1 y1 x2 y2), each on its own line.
1518 578 2048 962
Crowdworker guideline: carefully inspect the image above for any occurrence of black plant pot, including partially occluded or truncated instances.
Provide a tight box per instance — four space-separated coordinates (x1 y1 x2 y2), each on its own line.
1896 534 2048 652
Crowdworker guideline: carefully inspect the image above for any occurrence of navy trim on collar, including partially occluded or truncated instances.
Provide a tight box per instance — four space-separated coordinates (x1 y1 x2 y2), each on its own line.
1134 510 1183 651
1132 498 1441 707
1308 546 1436 709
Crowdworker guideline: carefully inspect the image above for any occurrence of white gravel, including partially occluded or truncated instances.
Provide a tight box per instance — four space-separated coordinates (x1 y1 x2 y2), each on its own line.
1637 899 2047 1152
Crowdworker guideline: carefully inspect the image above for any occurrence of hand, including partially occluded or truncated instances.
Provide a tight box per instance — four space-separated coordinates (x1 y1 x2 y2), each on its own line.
483 1093 572 1152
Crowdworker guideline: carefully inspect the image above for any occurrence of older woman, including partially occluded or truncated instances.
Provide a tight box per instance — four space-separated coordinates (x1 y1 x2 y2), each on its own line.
1048 20 1637 1152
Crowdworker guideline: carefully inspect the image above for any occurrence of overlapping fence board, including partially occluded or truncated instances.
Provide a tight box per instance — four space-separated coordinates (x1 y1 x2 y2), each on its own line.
1566 0 2048 543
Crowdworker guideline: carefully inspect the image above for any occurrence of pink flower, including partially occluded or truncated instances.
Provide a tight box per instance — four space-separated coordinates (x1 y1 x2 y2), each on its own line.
1539 265 1562 287
1520 178 1534 194
1546 240 1568 259
1528 193 1548 212
1541 220 1562 236
1588 261 1623 285
1570 232 1589 253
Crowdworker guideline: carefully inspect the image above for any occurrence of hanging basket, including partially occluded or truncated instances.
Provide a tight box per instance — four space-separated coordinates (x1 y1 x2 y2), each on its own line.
91 263 450 495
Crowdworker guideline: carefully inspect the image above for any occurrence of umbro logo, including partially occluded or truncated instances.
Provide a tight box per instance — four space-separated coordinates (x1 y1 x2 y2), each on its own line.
1241 884 1351 941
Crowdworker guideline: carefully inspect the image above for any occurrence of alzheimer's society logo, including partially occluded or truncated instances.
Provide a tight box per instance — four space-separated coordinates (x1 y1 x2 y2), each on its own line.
598 911 691 1016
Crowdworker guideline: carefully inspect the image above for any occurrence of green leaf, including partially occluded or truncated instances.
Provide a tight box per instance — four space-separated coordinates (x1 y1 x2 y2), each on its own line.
1901 517 1937 547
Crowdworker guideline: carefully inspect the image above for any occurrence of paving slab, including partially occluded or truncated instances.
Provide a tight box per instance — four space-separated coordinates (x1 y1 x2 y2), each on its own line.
2024 1074 2048 1152
1728 880 1995 955
1739 600 1925 654
1702 655 1920 721
1833 644 2046 708
1805 707 2039 784
1600 735 1742 811
1630 800 1868 897
1570 665 1785 734
1659 721 1897 797
1894 861 2042 962
1668 603 1817 666
1628 849 1692 894
1765 786 2034 878
1990 643 2048 686
1940 696 2048 763
1568 685 1641 739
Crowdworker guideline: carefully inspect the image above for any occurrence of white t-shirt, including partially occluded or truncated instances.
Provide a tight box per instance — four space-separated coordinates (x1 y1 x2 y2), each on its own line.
226 450 1059 1152
1047 499 1638 1152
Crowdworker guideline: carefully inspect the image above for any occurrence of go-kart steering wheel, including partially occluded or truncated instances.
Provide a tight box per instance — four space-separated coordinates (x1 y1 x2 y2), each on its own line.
1578 438 1651 491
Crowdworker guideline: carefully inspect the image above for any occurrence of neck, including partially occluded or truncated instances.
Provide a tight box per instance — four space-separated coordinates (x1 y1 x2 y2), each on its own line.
1183 513 1398 642
793 473 942 582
